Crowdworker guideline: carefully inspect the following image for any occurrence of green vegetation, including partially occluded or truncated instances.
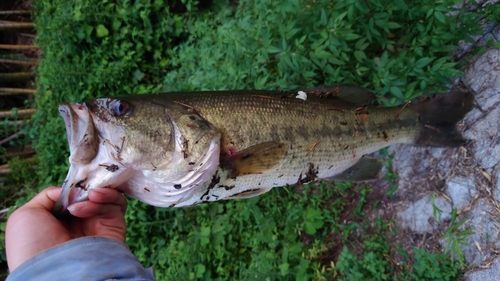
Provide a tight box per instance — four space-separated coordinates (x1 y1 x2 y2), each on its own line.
1 0 494 278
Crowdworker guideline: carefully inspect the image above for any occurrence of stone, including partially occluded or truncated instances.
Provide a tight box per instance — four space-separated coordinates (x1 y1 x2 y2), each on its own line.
495 169 500 203
398 195 452 233
463 110 500 170
460 199 499 265
467 258 500 281
447 177 477 209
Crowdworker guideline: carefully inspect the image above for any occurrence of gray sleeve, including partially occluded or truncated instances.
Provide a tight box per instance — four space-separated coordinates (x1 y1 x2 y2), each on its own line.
7 236 155 281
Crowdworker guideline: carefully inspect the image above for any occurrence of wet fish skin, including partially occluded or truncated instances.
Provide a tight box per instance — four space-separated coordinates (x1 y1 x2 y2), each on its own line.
52 86 473 213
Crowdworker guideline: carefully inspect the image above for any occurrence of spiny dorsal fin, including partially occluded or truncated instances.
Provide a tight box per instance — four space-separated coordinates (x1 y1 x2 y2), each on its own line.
329 157 382 182
304 84 376 106
221 141 287 178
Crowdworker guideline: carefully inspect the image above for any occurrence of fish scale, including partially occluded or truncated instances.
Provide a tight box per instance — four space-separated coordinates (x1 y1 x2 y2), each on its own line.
153 91 420 205
52 86 473 213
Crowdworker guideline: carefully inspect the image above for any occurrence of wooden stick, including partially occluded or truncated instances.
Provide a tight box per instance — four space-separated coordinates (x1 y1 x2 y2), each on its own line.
0 120 29 128
0 88 36 95
0 149 35 159
0 10 32 15
0 168 11 175
0 58 38 65
0 88 36 93
0 108 36 118
0 44 36 50
0 130 24 145
0 21 33 30
0 72 33 82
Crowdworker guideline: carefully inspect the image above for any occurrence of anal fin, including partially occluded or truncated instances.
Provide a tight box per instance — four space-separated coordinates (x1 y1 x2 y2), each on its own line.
221 141 287 178
329 157 382 182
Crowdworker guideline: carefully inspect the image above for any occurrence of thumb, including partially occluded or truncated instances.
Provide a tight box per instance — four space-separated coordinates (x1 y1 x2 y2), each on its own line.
22 187 62 212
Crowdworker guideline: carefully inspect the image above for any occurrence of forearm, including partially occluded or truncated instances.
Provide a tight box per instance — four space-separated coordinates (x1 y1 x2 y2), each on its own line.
7 237 155 281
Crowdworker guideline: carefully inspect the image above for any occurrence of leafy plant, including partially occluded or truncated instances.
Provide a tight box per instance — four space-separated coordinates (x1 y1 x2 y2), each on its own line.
4 0 491 279
441 208 472 267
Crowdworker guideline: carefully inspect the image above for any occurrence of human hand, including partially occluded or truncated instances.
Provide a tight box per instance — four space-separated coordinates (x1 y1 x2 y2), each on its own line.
5 187 127 272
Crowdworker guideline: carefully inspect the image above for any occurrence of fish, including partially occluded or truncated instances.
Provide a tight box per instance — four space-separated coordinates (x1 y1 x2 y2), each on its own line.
52 85 473 214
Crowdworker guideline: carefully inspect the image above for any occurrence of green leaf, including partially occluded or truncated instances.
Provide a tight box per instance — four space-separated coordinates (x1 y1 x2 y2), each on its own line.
133 70 145 82
83 24 93 37
389 86 404 100
387 22 401 29
354 50 366 62
267 46 282 53
434 11 446 24
345 33 361 40
96 24 109 37
195 263 206 278
415 57 433 68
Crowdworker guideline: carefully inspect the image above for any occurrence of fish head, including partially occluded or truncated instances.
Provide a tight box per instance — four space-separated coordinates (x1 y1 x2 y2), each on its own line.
53 95 221 214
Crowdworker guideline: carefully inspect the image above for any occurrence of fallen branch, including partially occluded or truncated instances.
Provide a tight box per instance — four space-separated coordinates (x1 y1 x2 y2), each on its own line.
0 108 36 118
0 72 33 82
0 149 35 160
0 58 38 65
0 21 33 30
0 168 11 175
0 44 36 50
0 88 36 96
0 10 32 15
0 130 24 145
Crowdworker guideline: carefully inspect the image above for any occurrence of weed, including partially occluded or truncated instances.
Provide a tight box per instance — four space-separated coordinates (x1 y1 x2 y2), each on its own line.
2 0 491 278
442 209 473 267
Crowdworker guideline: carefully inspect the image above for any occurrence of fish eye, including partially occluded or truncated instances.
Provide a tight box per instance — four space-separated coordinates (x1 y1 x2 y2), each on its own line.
109 100 130 116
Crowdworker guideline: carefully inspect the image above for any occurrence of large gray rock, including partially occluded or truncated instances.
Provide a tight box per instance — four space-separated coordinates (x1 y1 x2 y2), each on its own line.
447 177 477 209
467 258 500 281
495 168 500 202
459 199 499 265
398 195 452 233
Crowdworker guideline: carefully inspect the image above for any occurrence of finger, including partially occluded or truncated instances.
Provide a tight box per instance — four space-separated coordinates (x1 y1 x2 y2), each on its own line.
20 187 62 212
68 200 124 219
96 217 127 243
68 202 126 243
88 188 127 213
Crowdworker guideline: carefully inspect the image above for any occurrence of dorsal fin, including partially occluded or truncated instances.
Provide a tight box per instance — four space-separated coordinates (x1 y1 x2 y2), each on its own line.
304 84 376 106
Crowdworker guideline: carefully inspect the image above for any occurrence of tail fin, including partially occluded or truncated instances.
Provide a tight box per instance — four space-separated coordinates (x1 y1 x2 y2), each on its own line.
408 89 474 147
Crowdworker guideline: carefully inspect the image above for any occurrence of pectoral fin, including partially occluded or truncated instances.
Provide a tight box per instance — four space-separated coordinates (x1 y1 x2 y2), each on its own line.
222 141 287 177
329 157 382 181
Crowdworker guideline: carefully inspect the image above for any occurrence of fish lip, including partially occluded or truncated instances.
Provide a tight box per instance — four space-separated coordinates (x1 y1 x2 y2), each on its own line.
52 165 90 215
59 103 73 152
53 102 94 215
59 102 90 154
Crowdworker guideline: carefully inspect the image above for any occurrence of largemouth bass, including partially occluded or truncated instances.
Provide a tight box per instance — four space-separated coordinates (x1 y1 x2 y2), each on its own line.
53 85 473 213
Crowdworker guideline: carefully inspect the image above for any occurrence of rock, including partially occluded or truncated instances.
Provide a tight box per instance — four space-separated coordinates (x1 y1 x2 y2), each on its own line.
460 199 499 265
463 49 500 171
464 49 500 112
463 110 500 170
495 169 500 203
466 258 500 281
398 195 452 233
447 177 477 209
492 24 500 42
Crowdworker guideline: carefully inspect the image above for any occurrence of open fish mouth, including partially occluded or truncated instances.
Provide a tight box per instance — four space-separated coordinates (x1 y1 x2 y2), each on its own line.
53 102 100 214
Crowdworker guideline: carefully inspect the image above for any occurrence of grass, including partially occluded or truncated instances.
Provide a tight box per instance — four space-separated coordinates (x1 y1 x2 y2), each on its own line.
1 0 495 278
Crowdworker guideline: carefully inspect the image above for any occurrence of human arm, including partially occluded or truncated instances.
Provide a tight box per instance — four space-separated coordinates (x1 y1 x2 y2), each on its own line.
5 187 155 280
